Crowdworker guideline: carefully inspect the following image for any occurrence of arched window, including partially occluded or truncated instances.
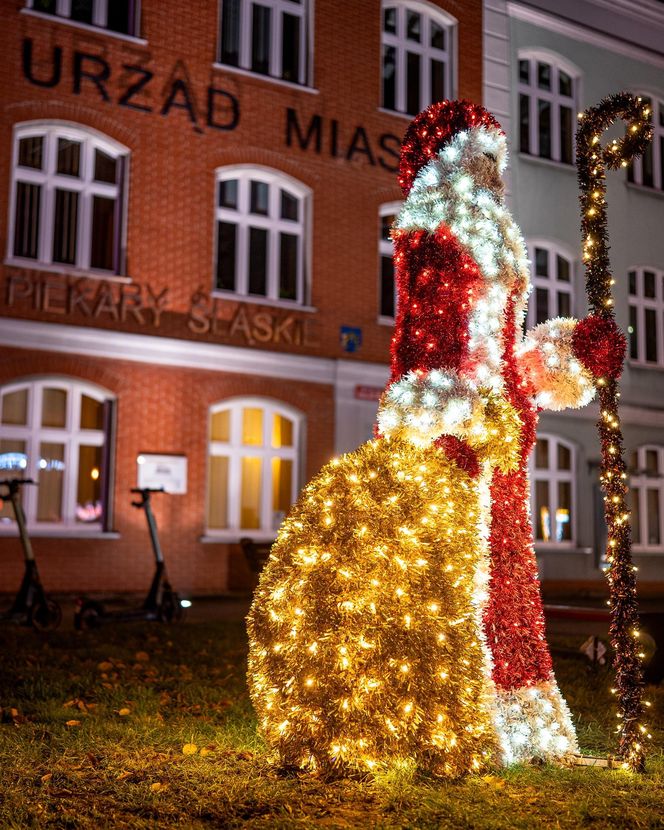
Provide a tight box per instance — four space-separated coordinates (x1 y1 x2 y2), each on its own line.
381 1 456 116
518 51 579 165
630 446 664 549
218 0 310 86
378 201 402 320
207 397 303 535
530 434 576 545
525 240 575 329
628 96 664 191
628 266 664 367
0 378 114 530
8 122 128 274
214 166 310 305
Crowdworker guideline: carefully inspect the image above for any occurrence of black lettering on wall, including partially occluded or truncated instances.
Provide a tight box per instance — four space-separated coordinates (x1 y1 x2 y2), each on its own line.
160 78 197 124
207 87 239 130
73 51 111 101
346 126 375 165
378 133 401 172
286 108 322 153
118 65 153 113
22 38 61 88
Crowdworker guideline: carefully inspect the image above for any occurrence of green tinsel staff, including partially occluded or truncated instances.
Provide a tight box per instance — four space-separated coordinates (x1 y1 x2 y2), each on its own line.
575 92 653 772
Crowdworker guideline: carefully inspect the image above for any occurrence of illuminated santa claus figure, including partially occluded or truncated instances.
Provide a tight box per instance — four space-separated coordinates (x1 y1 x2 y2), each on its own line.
247 100 622 776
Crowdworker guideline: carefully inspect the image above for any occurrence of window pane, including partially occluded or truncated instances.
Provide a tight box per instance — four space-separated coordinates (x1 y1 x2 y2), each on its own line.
207 456 229 529
107 0 132 34
558 71 572 97
645 308 657 362
557 442 571 470
519 59 529 84
382 45 396 110
2 389 28 426
535 248 548 277
380 255 395 318
557 291 571 318
630 486 641 545
210 409 230 442
216 221 237 291
52 189 79 264
250 181 269 215
248 227 268 296
557 255 570 282
272 413 293 448
557 481 572 541
94 150 117 183
431 59 445 105
272 457 292 526
251 3 272 75
628 270 637 295
281 190 299 221
431 21 445 49
220 0 240 65
629 305 638 360
76 444 102 523
70 0 93 24
219 179 238 209
56 139 81 177
241 457 262 528
37 442 65 523
535 287 549 324
90 195 116 271
560 106 573 164
642 142 654 188
647 489 660 545
242 408 263 446
279 232 298 300
282 13 300 82
33 0 56 13
406 51 420 114
538 100 551 158
644 271 656 298
18 136 43 169
381 213 394 242
535 438 549 469
383 6 396 34
42 388 67 428
519 93 530 154
80 395 103 430
0 439 27 522
13 181 41 259
535 479 550 541
661 136 664 190
537 62 551 90
406 10 420 41
645 450 658 474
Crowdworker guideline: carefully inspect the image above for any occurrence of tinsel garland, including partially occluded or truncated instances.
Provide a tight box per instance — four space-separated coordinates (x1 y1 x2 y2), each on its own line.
572 315 626 380
576 92 653 772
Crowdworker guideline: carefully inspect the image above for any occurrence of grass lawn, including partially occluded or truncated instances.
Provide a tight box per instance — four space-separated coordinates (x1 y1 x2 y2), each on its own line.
1 614 663 829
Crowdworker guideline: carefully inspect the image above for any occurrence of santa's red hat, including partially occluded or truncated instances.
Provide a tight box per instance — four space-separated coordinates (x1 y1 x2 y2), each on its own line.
398 100 504 196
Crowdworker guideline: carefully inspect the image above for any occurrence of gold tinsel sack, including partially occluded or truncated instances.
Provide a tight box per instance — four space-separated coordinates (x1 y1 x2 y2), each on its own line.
247 437 498 776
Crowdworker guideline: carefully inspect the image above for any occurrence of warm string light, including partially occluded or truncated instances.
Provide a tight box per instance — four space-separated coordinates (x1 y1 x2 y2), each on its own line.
576 92 653 773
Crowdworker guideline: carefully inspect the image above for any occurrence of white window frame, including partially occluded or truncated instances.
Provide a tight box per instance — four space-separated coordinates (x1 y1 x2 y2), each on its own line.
206 396 303 539
7 121 129 277
628 95 664 191
213 165 311 306
630 445 664 552
530 433 576 548
217 0 310 86
525 239 576 329
0 377 113 533
627 266 664 368
25 0 140 36
380 0 457 116
378 201 402 323
518 49 580 165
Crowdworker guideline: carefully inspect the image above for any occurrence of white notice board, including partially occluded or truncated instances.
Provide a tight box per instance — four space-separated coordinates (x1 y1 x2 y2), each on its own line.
137 454 188 494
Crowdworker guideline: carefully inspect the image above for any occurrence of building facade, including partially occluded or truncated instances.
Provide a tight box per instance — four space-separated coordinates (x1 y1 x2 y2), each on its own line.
0 0 483 595
485 0 664 591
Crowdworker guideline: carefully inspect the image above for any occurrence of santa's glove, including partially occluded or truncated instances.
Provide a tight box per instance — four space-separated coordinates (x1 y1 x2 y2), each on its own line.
466 391 522 474
571 315 626 380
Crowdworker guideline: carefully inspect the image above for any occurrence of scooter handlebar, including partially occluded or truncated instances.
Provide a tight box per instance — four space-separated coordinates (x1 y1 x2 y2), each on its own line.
130 487 165 493
0 478 36 487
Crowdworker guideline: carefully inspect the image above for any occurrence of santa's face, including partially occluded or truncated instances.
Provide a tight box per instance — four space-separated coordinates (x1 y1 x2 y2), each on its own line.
464 150 505 199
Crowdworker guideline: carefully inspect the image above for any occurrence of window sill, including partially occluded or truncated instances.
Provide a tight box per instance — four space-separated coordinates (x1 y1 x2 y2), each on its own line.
0 526 120 539
625 182 664 200
377 107 414 121
628 360 664 371
534 544 592 554
4 258 133 284
377 315 396 327
211 291 318 313
633 547 664 555
211 63 319 95
517 153 577 173
200 532 277 544
21 8 147 45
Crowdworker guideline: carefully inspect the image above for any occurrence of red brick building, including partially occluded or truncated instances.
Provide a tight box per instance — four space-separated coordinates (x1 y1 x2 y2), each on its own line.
0 0 483 595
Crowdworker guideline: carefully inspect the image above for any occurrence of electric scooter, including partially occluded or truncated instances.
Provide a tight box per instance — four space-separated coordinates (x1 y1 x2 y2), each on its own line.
0 478 62 631
74 487 185 630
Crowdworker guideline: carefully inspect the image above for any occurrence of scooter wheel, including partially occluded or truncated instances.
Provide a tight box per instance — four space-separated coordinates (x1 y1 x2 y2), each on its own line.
74 601 104 631
29 599 62 632
158 592 184 624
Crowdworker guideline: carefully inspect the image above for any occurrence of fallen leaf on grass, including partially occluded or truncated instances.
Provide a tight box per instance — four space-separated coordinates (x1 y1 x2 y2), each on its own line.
40 773 52 784
199 747 213 757
117 708 131 717
150 782 168 792
117 771 132 781
65 720 81 727
182 743 198 755
135 651 150 662
97 661 113 672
